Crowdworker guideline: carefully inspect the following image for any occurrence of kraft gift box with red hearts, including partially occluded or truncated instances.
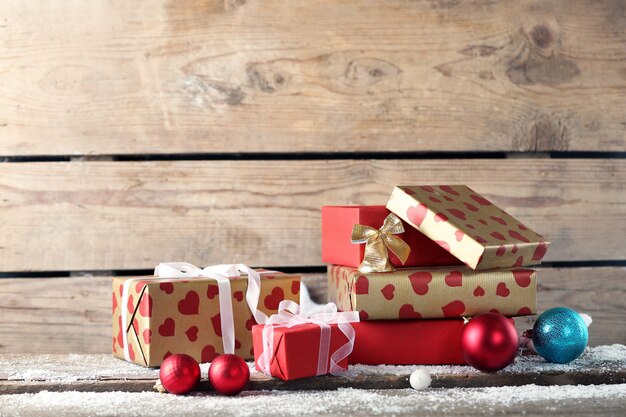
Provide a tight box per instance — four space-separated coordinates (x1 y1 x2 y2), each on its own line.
328 265 537 320
112 264 300 367
386 185 550 270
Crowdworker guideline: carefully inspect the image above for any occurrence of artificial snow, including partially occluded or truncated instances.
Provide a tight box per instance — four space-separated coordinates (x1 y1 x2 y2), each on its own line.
1 384 625 417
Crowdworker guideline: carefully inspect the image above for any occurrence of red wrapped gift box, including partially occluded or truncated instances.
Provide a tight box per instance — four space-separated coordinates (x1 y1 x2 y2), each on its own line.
349 319 467 365
322 206 461 268
252 323 349 381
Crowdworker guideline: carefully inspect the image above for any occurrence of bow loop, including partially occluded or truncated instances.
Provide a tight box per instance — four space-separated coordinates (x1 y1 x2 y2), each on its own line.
350 213 411 272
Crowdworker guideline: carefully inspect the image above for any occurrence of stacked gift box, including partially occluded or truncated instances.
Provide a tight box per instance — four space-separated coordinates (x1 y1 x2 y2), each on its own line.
112 185 549 383
322 185 549 366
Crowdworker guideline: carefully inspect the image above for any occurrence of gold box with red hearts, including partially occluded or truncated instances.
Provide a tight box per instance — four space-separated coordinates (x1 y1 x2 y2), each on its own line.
328 265 536 320
112 270 301 367
386 186 550 270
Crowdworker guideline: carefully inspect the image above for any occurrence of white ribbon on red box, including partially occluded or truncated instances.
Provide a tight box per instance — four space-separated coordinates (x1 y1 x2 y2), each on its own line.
257 300 359 377
121 263 271 363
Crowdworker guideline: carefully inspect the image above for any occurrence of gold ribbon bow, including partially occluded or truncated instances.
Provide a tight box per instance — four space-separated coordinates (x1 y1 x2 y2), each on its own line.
350 213 411 273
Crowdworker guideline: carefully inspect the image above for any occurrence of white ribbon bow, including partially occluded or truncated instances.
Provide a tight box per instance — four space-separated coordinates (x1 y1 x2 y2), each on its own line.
121 262 269 363
258 300 359 377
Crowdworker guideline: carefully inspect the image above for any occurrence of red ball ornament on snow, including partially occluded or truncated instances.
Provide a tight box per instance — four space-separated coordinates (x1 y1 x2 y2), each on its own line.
208 354 250 395
461 312 518 372
159 354 201 395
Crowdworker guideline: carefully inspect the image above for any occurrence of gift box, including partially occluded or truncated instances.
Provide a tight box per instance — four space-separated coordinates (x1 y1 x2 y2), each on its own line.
349 319 467 365
252 323 350 381
322 206 461 268
386 186 550 270
112 264 301 367
328 265 536 320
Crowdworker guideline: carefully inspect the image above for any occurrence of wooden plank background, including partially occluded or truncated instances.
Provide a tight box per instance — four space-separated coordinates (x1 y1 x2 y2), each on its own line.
1 0 625 155
0 0 624 353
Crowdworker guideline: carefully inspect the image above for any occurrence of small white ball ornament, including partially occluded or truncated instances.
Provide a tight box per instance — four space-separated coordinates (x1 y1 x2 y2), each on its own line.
409 369 431 390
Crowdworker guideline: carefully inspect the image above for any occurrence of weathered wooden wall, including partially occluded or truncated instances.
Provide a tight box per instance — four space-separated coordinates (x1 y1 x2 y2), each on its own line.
0 0 624 353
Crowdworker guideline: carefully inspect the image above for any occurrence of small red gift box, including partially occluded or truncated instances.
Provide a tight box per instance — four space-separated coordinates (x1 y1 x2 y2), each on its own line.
349 319 467 365
252 323 350 380
322 206 461 268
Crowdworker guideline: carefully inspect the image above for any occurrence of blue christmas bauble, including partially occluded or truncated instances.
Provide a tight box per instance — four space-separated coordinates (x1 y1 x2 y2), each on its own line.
532 307 588 364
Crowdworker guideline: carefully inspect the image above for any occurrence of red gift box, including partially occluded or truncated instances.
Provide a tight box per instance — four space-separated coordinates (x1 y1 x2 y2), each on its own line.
348 320 467 365
252 323 349 380
322 206 461 268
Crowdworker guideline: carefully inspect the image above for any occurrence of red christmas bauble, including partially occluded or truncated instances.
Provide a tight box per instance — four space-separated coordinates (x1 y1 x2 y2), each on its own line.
159 354 201 395
208 354 250 395
461 313 518 372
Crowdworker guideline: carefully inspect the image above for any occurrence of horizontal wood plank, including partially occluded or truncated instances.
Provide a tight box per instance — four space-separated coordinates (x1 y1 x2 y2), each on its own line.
0 159 624 271
0 267 624 354
1 0 624 155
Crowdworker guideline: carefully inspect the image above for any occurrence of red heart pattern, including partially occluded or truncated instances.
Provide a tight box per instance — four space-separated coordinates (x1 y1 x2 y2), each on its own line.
399 304 422 319
135 281 147 294
490 231 506 241
112 291 118 313
447 208 466 220
508 230 530 243
185 326 199 342
158 318 175 337
512 269 533 287
159 282 174 294
464 202 479 212
439 185 460 196
532 241 548 261
408 271 432 295
245 316 256 331
434 212 448 222
419 186 435 192
513 256 524 267
455 230 464 241
470 194 492 206
444 270 463 287
178 291 200 315
496 245 506 256
359 310 369 320
517 307 532 315
264 287 284 310
206 285 219 300
354 276 369 295
211 313 222 337
429 196 442 203
201 345 219 363
473 286 485 296
233 291 244 302
490 216 507 225
291 280 300 295
142 329 152 345
496 282 510 297
138 294 152 317
406 204 428 226
381 284 395 300
442 300 465 317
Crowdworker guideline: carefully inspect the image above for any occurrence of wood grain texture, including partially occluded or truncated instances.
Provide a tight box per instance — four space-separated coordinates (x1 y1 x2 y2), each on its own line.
2 370 625 394
0 268 624 354
1 0 624 155
1 159 624 271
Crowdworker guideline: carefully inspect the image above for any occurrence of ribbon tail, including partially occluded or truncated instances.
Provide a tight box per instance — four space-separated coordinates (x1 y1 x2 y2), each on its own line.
382 234 411 265
328 322 356 376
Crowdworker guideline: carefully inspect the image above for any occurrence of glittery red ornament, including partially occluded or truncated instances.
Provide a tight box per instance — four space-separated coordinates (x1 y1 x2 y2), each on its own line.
159 354 201 395
461 312 518 372
208 354 250 395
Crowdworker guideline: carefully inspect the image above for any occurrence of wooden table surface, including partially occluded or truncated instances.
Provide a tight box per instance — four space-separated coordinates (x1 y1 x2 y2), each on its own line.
1 347 625 416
